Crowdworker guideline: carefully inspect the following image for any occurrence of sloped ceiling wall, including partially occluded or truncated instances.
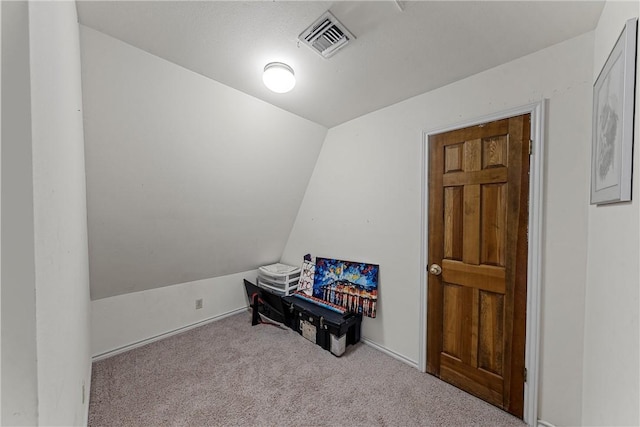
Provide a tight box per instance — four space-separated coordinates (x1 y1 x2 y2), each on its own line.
80 26 327 300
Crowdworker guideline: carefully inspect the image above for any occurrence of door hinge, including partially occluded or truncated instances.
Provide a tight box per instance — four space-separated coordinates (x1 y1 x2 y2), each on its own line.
524 367 528 383
528 139 533 156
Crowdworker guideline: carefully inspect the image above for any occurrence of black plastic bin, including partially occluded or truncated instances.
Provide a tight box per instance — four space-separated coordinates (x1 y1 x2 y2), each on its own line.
282 295 362 356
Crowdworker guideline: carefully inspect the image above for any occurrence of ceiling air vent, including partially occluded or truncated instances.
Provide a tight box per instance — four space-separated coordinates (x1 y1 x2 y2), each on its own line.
298 11 355 59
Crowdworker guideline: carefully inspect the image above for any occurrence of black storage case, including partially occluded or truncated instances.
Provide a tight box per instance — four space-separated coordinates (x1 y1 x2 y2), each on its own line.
282 295 362 356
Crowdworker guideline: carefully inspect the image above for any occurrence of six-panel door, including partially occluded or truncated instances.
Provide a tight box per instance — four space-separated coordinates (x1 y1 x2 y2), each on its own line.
427 114 530 418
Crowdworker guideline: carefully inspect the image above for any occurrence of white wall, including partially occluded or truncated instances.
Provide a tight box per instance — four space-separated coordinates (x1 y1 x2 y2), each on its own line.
582 2 640 426
1 2 4 422
1 2 91 425
91 270 255 358
79 26 327 301
282 33 594 426
28 2 92 425
1 2 38 424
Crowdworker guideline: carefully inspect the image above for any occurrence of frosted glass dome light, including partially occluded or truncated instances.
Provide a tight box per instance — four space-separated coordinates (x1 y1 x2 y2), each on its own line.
263 62 296 93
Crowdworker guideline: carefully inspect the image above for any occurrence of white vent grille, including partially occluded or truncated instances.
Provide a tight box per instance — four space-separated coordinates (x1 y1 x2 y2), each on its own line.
298 11 355 59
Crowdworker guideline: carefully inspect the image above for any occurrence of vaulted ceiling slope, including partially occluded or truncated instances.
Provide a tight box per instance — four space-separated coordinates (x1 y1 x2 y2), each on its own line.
76 1 604 128
80 26 327 300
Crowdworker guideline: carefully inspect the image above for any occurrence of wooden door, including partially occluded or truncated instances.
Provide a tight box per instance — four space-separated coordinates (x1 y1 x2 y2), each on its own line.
426 114 530 418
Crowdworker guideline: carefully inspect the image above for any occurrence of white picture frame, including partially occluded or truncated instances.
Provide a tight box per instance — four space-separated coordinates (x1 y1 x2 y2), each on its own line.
591 17 637 205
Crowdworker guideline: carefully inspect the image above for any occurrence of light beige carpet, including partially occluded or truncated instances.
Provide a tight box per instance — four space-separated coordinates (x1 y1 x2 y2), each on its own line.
89 312 525 426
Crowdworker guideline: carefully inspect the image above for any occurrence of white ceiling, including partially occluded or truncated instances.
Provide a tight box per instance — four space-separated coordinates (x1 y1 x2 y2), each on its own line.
76 1 604 128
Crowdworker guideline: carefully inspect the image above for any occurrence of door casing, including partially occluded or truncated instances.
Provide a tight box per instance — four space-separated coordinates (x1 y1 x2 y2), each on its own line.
419 101 545 427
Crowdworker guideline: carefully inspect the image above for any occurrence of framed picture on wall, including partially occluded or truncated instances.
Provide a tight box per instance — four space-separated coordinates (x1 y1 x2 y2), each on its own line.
591 17 637 205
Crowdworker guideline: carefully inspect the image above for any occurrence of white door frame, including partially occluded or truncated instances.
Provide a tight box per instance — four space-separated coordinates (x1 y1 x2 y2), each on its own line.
419 101 546 427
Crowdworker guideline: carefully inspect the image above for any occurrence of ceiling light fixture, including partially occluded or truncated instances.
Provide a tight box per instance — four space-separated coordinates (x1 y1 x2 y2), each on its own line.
262 62 295 93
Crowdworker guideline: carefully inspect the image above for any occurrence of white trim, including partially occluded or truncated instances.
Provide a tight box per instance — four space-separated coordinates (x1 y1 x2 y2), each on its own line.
418 127 429 373
361 337 419 369
91 306 248 361
537 420 556 427
0 2 3 422
524 101 546 427
419 101 545 427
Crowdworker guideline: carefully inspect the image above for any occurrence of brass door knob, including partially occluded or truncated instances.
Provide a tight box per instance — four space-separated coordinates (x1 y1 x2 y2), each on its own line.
429 264 442 276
